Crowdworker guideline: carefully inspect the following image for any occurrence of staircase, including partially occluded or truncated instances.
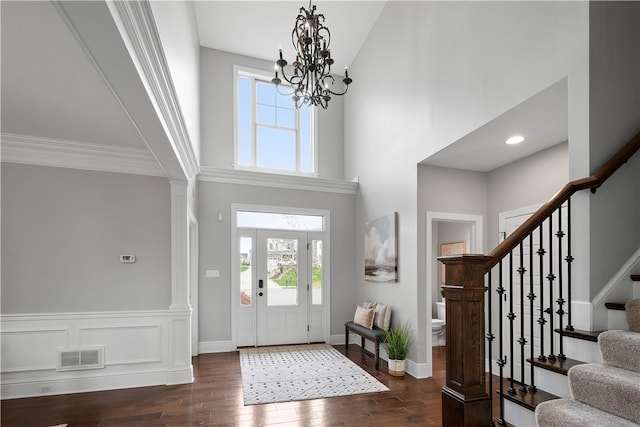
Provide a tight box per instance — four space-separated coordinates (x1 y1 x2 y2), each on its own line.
535 328 640 426
438 131 640 427
498 301 640 426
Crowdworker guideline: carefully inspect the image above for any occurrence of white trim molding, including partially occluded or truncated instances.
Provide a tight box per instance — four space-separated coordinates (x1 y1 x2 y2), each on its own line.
199 341 234 354
106 0 199 181
199 166 358 195
1 310 193 399
591 246 640 330
1 133 165 177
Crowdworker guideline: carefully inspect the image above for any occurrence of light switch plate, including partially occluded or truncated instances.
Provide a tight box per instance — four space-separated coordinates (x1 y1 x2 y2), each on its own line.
206 270 220 278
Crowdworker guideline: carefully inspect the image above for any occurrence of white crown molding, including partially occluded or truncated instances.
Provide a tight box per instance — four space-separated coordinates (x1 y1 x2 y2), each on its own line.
198 166 359 195
106 0 200 181
1 133 165 177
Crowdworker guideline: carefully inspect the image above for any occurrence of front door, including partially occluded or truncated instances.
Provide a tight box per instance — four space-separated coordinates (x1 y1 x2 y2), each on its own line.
256 231 309 346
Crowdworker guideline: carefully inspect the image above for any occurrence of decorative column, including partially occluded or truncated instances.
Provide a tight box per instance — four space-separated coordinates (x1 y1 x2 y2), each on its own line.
167 180 193 384
439 254 492 427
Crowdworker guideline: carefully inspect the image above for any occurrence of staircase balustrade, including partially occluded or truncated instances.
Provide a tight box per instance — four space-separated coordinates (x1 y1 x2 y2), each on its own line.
439 131 640 425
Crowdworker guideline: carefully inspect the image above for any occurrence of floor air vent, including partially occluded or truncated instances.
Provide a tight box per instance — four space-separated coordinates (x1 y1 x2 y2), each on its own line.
57 347 104 371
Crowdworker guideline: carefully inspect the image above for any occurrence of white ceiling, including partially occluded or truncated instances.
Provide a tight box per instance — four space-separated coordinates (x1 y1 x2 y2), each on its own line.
420 78 569 172
194 1 387 74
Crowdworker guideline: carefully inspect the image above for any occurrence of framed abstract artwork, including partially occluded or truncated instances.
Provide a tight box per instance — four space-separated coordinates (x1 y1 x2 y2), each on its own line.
364 212 398 282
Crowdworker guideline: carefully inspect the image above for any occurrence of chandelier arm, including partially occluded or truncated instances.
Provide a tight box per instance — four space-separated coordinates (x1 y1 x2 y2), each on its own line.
274 1 351 109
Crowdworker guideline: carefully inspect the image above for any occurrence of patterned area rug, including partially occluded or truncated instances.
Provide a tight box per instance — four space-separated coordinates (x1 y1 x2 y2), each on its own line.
239 344 389 405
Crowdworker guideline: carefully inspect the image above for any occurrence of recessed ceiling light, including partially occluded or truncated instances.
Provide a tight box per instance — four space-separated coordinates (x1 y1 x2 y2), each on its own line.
506 135 525 145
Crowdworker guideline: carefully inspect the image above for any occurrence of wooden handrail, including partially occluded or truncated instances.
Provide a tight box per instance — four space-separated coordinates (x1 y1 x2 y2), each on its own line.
485 131 640 271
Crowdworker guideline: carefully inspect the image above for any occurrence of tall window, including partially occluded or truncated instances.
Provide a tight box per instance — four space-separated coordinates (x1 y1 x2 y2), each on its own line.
235 67 315 174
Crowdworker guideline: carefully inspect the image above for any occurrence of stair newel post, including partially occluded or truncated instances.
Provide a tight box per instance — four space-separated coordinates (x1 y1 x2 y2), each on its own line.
439 254 493 427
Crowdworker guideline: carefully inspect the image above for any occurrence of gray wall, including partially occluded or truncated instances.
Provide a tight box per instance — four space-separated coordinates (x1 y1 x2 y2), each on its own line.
417 165 488 349
487 142 569 252
1 163 171 313
197 181 356 342
199 47 345 180
587 1 640 296
346 1 589 366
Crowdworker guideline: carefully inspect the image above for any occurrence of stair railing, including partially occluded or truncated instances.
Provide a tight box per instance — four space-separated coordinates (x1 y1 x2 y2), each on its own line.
439 131 640 426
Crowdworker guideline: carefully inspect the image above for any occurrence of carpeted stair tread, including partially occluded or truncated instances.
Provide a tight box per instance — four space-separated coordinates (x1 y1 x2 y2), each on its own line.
599 330 640 373
569 363 640 424
535 399 639 427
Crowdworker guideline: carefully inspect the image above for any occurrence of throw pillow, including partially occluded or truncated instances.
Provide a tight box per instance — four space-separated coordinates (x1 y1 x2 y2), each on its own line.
362 300 376 309
374 303 392 331
626 299 640 332
354 305 375 329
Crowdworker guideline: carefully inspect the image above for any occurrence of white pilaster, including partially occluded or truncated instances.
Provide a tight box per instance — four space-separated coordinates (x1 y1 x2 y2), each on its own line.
168 180 193 384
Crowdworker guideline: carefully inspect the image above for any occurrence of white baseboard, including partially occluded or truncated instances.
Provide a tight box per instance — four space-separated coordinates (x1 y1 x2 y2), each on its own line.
199 340 234 354
330 333 427 379
406 359 429 379
1 369 169 400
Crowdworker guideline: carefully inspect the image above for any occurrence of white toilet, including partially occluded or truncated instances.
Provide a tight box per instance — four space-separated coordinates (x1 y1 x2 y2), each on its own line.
432 301 446 347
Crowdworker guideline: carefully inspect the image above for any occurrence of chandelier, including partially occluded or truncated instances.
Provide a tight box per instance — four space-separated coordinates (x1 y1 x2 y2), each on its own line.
272 1 352 109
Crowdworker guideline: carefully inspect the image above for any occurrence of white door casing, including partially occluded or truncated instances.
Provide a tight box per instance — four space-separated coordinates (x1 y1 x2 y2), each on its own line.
231 204 330 349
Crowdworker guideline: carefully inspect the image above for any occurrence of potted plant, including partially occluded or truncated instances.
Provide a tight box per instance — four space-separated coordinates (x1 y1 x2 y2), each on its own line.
384 323 413 377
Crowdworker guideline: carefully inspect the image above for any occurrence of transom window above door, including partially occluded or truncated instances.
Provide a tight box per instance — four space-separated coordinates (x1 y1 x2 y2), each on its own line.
234 66 317 175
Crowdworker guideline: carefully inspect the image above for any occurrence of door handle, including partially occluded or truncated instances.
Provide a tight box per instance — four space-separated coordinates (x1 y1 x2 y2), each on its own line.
259 292 264 297
259 279 264 289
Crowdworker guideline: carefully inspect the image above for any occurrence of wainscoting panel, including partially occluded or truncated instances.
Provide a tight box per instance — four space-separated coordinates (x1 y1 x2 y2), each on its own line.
79 325 163 365
1 328 68 373
0 310 192 399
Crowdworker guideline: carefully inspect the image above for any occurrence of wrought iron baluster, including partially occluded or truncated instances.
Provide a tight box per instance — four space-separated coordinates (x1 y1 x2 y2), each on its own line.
487 270 496 426
518 241 528 393
547 213 556 361
556 205 566 360
528 232 537 391
496 261 507 425
566 198 575 331
508 251 516 395
537 224 547 361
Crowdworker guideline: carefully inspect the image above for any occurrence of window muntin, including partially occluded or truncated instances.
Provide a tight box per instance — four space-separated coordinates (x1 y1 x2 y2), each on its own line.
235 68 314 174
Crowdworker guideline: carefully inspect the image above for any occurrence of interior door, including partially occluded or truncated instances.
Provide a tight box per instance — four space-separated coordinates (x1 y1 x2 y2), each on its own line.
256 231 309 346
499 204 568 384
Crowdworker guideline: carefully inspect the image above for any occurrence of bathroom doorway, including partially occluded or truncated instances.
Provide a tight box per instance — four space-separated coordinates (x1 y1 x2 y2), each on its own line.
425 212 483 367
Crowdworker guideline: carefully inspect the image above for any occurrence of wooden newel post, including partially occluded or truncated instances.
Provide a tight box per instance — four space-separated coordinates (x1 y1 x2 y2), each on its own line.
438 254 492 427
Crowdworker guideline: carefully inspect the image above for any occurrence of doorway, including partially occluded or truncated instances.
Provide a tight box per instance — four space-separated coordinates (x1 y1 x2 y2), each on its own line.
232 205 330 348
425 211 483 377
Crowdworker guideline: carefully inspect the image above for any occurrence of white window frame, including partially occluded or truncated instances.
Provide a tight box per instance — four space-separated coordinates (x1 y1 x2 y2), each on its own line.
233 65 319 177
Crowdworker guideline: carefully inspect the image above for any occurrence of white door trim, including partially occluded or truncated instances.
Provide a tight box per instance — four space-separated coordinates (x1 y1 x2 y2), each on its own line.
231 204 330 349
425 211 484 378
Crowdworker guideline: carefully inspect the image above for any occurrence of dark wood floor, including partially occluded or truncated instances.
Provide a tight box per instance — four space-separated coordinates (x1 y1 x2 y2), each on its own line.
1 345 502 426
